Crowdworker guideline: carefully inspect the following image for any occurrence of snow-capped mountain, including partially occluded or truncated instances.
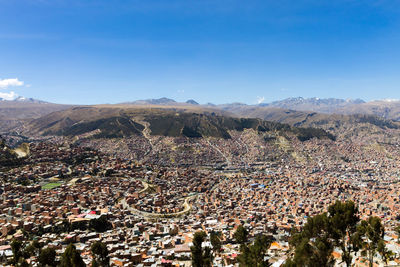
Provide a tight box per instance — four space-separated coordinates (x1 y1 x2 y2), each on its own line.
0 96 48 104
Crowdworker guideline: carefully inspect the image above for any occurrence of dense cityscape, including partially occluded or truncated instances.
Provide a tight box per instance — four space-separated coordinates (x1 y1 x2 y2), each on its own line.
2 128 400 266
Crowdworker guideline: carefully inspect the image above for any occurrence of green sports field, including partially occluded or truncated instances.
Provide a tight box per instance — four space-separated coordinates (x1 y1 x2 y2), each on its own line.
42 182 62 190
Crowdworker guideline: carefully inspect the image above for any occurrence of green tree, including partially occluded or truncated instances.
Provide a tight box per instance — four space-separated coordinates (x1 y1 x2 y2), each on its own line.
284 213 334 267
377 239 393 264
38 247 57 267
71 220 88 231
24 240 42 259
59 244 85 267
31 240 42 256
11 239 23 264
238 235 273 267
89 216 112 233
191 231 212 267
91 241 110 267
234 225 248 245
203 246 213 267
24 244 35 258
357 216 386 267
54 220 72 234
327 200 360 267
210 231 222 255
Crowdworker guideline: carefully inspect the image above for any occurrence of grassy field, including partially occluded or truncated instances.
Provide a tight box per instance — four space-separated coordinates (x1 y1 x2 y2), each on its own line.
42 182 62 190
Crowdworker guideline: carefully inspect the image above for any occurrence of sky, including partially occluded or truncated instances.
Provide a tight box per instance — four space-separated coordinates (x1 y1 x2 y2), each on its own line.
1 0 400 105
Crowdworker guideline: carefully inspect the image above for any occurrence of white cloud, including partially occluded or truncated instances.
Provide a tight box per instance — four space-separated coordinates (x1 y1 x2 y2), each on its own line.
0 91 18 100
256 96 265 104
0 78 24 89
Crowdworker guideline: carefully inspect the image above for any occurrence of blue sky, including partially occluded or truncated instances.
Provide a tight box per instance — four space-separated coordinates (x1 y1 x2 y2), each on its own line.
1 0 400 104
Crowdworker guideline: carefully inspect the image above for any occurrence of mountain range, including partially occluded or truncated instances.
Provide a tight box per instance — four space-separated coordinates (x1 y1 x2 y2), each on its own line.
20 105 332 141
112 96 400 121
2 96 400 143
260 97 365 110
0 96 51 104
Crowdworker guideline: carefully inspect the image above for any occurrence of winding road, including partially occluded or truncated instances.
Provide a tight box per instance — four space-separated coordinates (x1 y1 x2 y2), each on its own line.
120 194 196 219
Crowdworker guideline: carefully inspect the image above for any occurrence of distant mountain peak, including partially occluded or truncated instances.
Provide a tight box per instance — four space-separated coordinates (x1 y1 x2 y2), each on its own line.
186 99 199 105
268 97 365 107
0 95 48 104
125 97 177 105
15 96 48 103
154 97 176 103
228 102 247 106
